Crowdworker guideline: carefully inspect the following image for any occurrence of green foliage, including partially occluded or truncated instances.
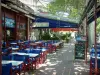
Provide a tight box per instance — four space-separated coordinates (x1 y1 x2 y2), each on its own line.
61 35 66 40
41 32 51 40
47 0 86 22
67 33 71 37
40 30 71 41
41 32 59 40
97 18 100 34
60 33 71 42
97 18 100 25
65 33 71 42
51 34 59 40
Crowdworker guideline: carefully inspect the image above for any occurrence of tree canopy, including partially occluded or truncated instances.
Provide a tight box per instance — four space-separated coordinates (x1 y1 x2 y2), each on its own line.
47 0 86 23
97 18 100 34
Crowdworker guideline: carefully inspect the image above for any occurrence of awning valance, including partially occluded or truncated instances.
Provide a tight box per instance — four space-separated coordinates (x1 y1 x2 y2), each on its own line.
33 16 78 28
51 28 78 32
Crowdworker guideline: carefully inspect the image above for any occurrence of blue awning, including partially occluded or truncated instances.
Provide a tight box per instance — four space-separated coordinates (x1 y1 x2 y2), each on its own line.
32 16 78 28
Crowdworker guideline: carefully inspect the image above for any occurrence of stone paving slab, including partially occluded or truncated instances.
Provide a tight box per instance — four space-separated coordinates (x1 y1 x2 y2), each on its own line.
27 43 89 75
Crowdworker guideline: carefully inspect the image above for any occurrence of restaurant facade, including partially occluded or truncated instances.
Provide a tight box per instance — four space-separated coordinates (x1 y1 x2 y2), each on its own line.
1 4 34 46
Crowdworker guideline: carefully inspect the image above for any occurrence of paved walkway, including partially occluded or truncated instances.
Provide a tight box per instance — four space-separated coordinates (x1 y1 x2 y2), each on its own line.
29 43 89 75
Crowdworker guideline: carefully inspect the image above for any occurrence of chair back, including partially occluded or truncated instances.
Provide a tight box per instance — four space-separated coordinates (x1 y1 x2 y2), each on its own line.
12 54 25 61
2 48 7 53
2 63 12 75
2 42 6 48
18 49 26 53
31 49 42 54
2 55 12 60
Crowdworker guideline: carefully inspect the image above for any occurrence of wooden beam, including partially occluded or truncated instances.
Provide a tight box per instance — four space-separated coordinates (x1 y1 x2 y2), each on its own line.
94 0 98 74
0 0 2 74
85 15 88 64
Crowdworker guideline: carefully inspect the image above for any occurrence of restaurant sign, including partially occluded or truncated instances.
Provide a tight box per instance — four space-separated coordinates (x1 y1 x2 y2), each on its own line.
33 22 49 27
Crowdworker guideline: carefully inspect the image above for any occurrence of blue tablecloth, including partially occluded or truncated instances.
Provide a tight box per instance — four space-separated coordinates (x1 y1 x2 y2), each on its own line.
2 60 23 66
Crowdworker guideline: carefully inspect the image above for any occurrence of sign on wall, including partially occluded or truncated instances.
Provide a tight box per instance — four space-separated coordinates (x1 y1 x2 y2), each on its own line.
33 22 49 27
2 17 15 28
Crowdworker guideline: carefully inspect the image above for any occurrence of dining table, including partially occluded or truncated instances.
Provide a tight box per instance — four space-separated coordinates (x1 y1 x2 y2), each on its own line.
11 52 39 58
2 60 23 66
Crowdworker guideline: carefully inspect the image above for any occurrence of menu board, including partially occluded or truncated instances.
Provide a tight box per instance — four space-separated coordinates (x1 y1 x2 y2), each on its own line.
75 42 85 59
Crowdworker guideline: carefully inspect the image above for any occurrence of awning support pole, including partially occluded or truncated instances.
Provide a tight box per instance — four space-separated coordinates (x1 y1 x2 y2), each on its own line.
85 14 88 64
0 0 2 74
94 0 97 74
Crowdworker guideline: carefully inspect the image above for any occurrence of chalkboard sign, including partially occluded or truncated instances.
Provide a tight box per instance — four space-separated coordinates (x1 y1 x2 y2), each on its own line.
75 42 85 59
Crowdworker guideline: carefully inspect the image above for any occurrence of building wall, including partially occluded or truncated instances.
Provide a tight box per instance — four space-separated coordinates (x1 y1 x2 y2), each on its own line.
30 29 39 40
2 7 16 41
16 14 27 40
1 7 29 42
88 21 95 48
